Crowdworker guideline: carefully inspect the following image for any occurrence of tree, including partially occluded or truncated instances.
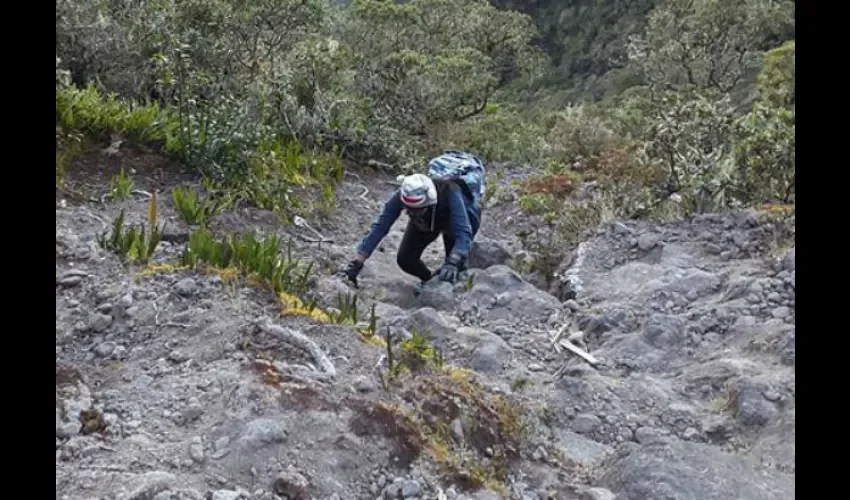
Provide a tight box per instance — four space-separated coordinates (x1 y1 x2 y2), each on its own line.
336 0 544 135
626 0 794 93
732 40 795 204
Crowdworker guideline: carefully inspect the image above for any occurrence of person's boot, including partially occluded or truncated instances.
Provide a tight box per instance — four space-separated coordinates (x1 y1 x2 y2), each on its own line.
413 280 428 298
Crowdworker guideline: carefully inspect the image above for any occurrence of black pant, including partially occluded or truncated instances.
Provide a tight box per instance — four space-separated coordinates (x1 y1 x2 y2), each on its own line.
396 216 480 281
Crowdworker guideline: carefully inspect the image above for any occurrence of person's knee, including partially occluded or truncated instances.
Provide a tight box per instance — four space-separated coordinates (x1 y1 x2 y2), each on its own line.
396 250 415 273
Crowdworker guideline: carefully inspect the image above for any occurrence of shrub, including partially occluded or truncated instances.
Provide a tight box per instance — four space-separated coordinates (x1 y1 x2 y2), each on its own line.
732 41 795 204
425 105 548 165
56 83 176 144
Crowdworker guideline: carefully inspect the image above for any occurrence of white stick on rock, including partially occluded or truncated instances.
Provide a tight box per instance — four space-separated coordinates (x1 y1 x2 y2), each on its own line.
258 320 336 378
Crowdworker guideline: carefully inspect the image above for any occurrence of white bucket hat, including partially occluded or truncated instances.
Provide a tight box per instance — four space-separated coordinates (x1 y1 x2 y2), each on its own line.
399 174 437 209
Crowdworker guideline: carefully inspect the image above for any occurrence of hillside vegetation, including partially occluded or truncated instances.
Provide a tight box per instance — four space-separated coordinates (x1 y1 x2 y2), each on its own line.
57 0 794 211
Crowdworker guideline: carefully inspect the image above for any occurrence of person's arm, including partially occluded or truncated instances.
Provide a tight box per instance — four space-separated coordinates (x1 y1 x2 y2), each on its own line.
355 192 404 260
445 188 474 263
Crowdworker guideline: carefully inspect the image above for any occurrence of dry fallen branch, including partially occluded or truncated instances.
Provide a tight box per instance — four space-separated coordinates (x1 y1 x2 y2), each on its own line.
551 321 597 366
293 215 333 245
558 339 598 366
162 322 191 329
258 320 336 377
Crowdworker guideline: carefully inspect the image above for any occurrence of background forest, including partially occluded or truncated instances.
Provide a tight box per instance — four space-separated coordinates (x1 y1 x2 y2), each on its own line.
57 0 795 231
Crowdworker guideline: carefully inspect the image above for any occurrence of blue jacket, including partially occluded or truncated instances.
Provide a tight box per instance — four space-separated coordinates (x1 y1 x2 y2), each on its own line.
357 182 481 262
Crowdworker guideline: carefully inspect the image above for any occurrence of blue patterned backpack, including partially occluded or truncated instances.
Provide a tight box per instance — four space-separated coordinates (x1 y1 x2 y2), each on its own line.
427 150 486 208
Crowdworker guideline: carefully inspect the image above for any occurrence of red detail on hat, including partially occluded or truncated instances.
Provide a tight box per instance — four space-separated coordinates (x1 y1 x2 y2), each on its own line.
401 194 424 205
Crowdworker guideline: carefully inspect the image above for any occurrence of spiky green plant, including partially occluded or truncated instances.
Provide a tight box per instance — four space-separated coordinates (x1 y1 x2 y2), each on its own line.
171 184 230 226
328 292 359 325
97 196 165 264
180 228 314 297
109 168 134 201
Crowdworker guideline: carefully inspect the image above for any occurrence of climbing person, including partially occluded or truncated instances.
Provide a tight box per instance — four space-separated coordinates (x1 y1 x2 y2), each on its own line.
339 150 486 293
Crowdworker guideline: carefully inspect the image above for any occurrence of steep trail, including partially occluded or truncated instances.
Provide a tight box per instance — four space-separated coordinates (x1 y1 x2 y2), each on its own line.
56 147 794 500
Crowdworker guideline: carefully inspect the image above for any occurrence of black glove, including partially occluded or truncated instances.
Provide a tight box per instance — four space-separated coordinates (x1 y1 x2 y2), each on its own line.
437 255 463 284
339 259 364 286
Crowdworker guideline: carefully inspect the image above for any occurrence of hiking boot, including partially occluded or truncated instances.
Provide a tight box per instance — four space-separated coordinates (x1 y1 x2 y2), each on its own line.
413 280 428 298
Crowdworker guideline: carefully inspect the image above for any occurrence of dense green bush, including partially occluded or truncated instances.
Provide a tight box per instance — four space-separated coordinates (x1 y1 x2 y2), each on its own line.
732 41 795 204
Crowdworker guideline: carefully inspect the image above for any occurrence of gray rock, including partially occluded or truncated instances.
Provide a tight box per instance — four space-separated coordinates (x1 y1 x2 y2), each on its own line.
416 280 455 310
637 233 661 251
705 243 723 255
94 341 117 358
238 418 287 449
471 491 501 500
175 278 197 297
89 313 113 333
734 382 778 429
771 306 791 319
653 269 722 299
401 480 422 498
172 309 194 323
211 491 243 500
643 314 685 350
555 429 613 468
597 438 794 500
573 413 602 434
454 326 512 374
633 426 665 444
62 383 93 423
749 408 795 473
700 415 734 443
122 471 176 500
468 237 513 269
167 350 190 363
466 265 561 323
118 292 134 308
188 436 205 462
272 466 310 500
579 487 617 500
180 404 204 424
354 375 377 393
682 427 700 440
214 436 230 451
58 275 84 287
384 482 403 499
56 421 81 438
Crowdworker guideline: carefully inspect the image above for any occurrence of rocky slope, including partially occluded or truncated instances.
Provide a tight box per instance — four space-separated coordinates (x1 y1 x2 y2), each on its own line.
56 147 794 500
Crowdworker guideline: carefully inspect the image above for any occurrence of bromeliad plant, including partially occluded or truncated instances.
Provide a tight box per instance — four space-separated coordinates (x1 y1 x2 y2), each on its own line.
171 184 230 226
328 292 359 325
109 168 135 201
97 194 166 264
180 228 314 297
